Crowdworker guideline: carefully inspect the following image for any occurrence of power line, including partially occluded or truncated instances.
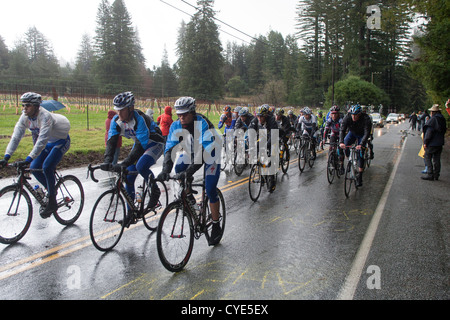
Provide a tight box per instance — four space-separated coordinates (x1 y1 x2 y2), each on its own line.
180 0 260 43
159 0 263 45
160 0 193 17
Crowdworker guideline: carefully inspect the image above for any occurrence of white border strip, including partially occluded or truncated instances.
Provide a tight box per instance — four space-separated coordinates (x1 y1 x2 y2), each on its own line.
336 136 407 300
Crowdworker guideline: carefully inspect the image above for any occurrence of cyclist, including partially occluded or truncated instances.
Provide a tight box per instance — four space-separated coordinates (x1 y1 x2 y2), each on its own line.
0 92 71 218
361 106 375 159
233 106 242 121
275 108 295 145
102 92 165 221
322 106 345 174
218 105 236 134
316 111 325 149
287 109 297 127
296 107 318 159
339 104 373 187
235 107 255 131
156 97 223 246
249 104 279 191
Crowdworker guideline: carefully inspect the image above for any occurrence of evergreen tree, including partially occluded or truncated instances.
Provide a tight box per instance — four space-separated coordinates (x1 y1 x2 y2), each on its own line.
177 0 224 100
153 48 178 97
73 33 95 90
0 36 9 72
93 0 144 94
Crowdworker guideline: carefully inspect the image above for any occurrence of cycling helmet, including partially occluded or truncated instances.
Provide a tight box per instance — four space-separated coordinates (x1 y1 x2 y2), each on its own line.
234 106 242 114
239 107 250 116
330 105 340 114
303 107 312 115
256 104 270 116
287 110 294 116
223 105 231 113
350 104 362 115
174 97 196 114
275 108 284 116
113 92 135 110
268 106 275 115
21 92 42 105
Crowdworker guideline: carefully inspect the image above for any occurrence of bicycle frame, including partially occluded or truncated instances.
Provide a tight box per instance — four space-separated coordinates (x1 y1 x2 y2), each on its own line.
169 176 209 240
88 164 145 217
8 165 53 208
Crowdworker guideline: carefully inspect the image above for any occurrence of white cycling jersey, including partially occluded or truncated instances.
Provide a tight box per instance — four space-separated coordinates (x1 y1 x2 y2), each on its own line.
297 114 317 136
5 107 70 160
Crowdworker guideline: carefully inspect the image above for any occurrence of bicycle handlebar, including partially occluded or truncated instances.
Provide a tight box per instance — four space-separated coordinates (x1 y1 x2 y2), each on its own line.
87 164 139 183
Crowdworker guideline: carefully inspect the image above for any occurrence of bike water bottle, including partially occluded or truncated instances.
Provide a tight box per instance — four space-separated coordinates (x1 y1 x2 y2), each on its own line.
34 185 45 200
136 192 142 203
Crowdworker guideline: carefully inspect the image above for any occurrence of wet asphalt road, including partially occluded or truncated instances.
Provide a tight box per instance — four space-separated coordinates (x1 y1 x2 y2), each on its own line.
0 121 448 301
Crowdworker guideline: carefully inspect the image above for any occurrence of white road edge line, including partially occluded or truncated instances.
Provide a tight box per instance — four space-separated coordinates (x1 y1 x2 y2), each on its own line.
336 136 407 300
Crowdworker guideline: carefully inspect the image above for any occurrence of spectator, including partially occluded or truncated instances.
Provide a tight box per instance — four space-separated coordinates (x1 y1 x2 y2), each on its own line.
156 106 174 141
146 108 155 122
105 110 122 164
417 111 423 131
421 104 447 181
409 112 417 130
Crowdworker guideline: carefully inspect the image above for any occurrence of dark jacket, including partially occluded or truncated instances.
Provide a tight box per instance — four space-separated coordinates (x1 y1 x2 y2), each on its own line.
423 113 447 147
339 113 372 146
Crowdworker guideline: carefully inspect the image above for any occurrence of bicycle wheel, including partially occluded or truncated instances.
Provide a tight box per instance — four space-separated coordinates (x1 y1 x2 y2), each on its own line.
89 190 126 251
53 175 84 225
235 147 248 176
308 144 315 168
280 144 290 174
157 202 194 272
294 137 300 155
365 149 371 168
220 145 227 171
344 161 353 198
143 180 168 231
327 152 336 184
204 188 226 245
248 164 263 202
298 144 306 172
0 186 32 244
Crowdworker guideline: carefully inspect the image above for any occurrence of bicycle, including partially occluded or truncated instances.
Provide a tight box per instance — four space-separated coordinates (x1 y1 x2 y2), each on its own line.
362 142 372 170
87 164 168 251
279 138 290 174
233 136 249 176
343 145 365 198
156 172 226 272
325 142 343 184
291 132 301 155
248 158 278 202
0 162 84 244
298 135 316 172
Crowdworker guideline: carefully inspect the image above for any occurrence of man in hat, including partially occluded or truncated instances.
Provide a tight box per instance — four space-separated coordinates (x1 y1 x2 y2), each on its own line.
421 104 447 181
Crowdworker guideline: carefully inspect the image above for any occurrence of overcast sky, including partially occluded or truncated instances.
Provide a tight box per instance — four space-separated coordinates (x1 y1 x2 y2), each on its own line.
1 0 300 68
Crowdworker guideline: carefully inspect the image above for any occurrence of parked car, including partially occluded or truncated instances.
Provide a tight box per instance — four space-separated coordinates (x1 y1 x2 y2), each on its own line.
371 113 384 127
399 114 406 120
386 113 399 124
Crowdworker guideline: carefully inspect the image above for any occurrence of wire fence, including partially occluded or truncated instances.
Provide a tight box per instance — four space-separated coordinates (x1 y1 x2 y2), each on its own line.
0 84 264 131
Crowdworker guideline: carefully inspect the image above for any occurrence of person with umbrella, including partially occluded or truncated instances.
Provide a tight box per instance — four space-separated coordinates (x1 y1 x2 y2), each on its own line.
0 92 71 218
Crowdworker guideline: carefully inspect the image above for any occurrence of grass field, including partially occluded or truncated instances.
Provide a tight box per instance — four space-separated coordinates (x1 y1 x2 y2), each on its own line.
0 100 224 162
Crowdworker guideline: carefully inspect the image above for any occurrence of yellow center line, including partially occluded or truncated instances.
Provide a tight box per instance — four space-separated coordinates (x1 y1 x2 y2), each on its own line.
1 148 318 281
0 173 252 281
